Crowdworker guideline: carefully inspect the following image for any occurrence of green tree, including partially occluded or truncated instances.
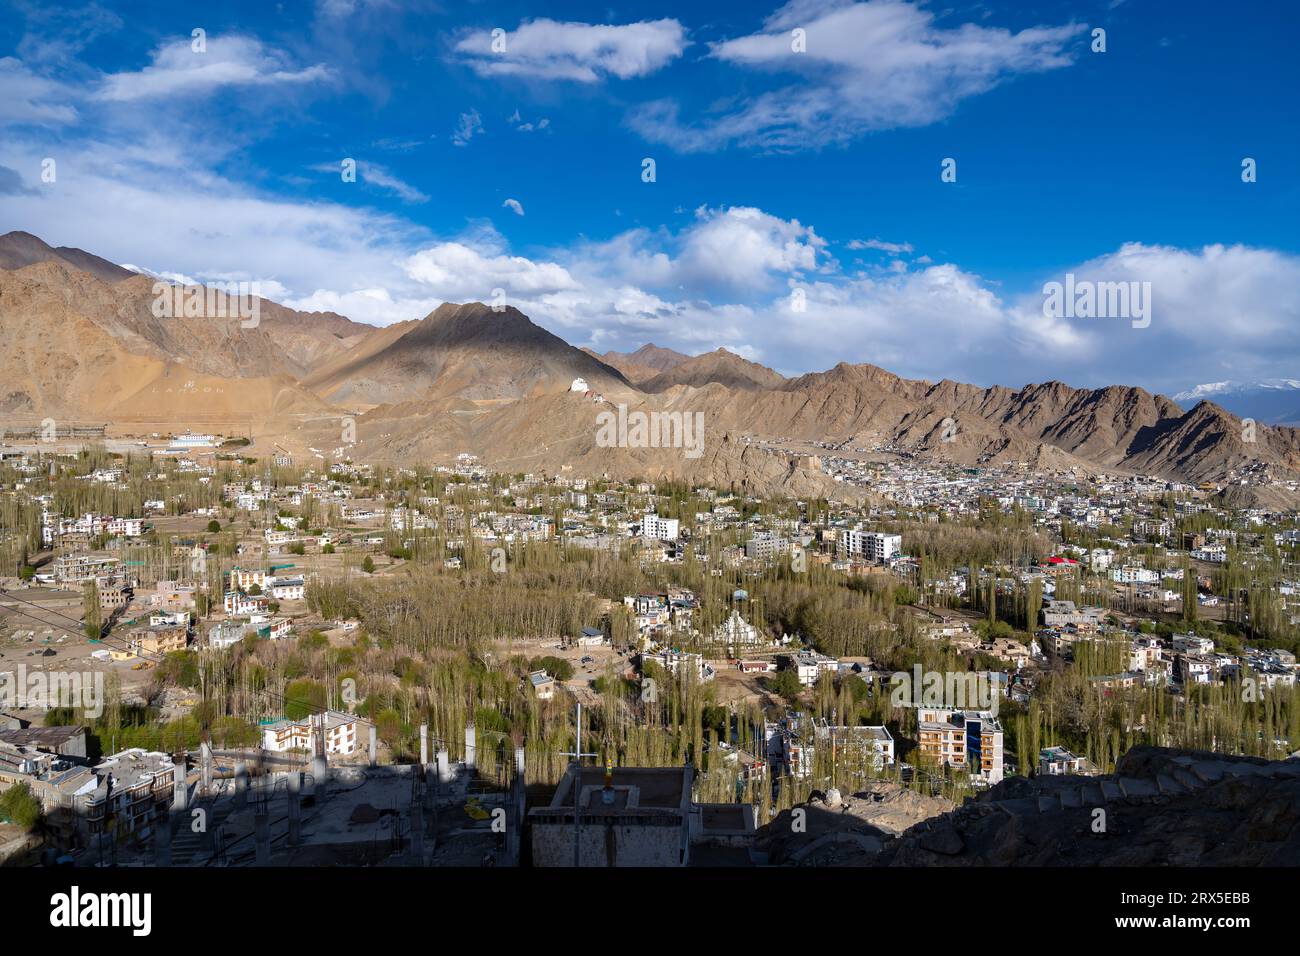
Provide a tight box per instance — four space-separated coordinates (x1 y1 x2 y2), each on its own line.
766 669 803 702
0 782 42 830
82 580 101 639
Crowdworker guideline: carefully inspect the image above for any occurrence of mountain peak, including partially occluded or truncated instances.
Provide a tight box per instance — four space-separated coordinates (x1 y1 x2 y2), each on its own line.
0 230 135 284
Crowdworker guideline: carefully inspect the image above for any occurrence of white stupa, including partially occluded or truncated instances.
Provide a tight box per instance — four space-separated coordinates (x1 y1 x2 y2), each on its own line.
570 377 589 392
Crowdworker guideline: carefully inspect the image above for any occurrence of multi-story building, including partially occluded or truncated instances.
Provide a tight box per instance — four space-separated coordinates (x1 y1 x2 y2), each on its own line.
916 707 1003 784
224 591 270 616
51 552 119 585
839 529 902 563
1172 633 1216 656
641 514 680 541
783 650 840 687
813 720 895 769
269 576 305 601
228 567 269 591
1111 566 1159 584
744 532 790 561
84 748 178 836
641 648 715 683
1041 600 1105 629
261 711 358 755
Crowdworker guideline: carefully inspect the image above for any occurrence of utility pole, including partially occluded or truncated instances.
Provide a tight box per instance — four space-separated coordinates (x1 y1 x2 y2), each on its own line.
558 701 596 867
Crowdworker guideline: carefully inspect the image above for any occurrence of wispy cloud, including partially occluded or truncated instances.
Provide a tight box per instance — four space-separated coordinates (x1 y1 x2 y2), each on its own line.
847 237 913 255
0 57 78 125
632 0 1084 152
454 18 687 83
311 160 428 203
96 34 331 101
452 108 483 146
502 198 525 216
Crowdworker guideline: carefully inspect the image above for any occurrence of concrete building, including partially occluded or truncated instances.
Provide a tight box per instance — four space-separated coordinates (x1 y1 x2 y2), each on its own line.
813 720 894 769
916 707 1004 784
1039 745 1101 776
641 648 716 683
641 514 679 541
529 765 694 866
0 725 88 761
783 650 839 687
745 532 790 561
840 529 902 563
261 711 358 756
529 670 556 700
127 624 189 657
1041 600 1105 629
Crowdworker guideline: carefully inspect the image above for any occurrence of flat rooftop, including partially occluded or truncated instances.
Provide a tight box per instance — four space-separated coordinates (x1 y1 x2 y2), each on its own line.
547 765 690 811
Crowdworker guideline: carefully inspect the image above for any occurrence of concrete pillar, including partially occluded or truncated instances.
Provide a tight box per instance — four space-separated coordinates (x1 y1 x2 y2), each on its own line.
464 724 476 771
507 747 527 866
436 749 451 784
420 724 429 769
200 742 213 796
234 761 248 808
369 724 378 768
287 772 302 846
312 753 329 797
172 760 188 812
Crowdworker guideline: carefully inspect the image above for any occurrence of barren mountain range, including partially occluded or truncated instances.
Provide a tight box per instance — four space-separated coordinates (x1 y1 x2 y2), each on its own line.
3 230 1299 502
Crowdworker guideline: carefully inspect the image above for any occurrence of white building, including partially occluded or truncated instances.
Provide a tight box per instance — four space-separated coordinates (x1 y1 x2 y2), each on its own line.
642 648 715 683
745 533 790 561
261 711 358 755
1111 566 1159 584
641 514 679 541
269 577 305 601
710 610 761 649
840 529 901 563
786 650 839 687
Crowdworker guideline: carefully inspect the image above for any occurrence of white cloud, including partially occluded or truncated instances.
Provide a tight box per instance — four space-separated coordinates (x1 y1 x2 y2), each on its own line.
311 160 427 203
676 206 826 290
402 243 580 301
502 198 525 216
1006 243 1300 389
282 286 439 325
847 237 913 254
0 57 77 125
3 91 1294 393
452 108 483 146
632 0 1084 151
0 133 432 327
455 18 687 83
96 35 330 101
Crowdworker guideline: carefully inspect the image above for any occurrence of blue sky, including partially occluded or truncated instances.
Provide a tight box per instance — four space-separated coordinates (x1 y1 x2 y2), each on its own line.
1 0 1297 395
